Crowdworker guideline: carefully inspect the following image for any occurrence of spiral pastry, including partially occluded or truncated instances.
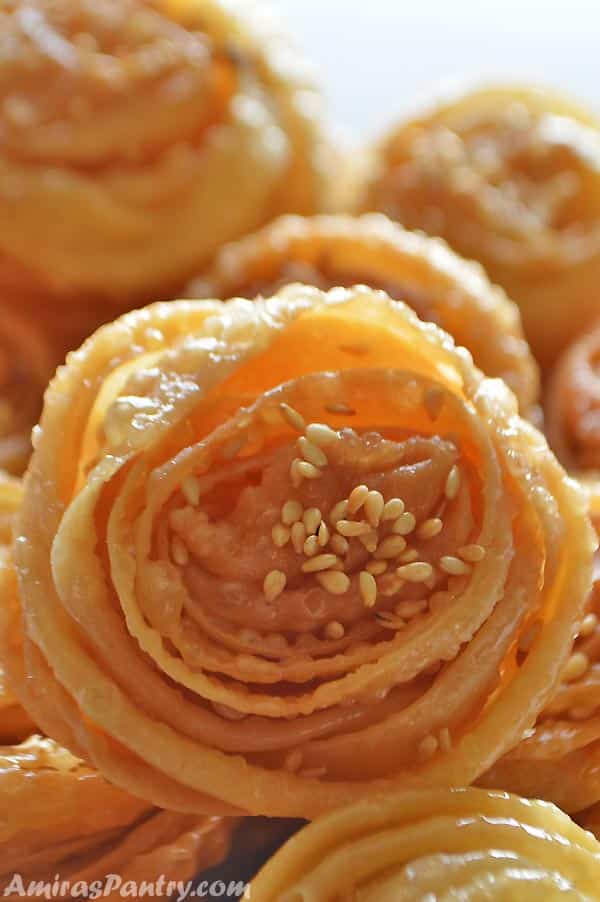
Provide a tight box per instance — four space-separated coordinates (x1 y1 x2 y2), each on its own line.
189 214 539 416
356 84 600 369
8 285 593 819
249 787 600 900
546 322 600 470
0 307 57 475
0 0 329 307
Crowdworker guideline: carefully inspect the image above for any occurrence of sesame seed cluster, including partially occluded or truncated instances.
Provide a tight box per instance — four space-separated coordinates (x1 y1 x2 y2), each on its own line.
171 398 487 650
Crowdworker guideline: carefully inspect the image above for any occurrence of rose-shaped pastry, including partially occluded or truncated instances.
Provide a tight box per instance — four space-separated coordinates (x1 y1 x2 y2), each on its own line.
0 307 57 474
8 285 593 818
355 85 600 369
188 214 539 416
546 322 600 470
249 787 600 900
0 0 330 308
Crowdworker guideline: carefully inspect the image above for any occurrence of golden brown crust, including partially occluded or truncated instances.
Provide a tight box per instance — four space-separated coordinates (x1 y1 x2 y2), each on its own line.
8 285 593 818
188 214 540 416
0 0 330 307
249 787 600 900
354 84 600 370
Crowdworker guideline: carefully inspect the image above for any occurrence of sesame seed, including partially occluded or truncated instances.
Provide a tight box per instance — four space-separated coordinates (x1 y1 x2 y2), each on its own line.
264 570 286 602
579 613 598 637
291 522 307 554
445 465 461 500
336 519 371 537
359 531 379 553
365 490 385 527
366 560 388 576
211 702 247 721
417 518 443 540
398 548 418 564
282 500 303 525
395 599 428 619
359 571 377 608
290 459 303 488
396 562 434 582
280 402 305 432
298 436 328 468
324 620 346 639
375 612 407 630
374 536 407 560
419 734 439 759
440 556 471 576
329 500 348 524
348 484 369 514
301 554 339 573
392 512 416 536
271 524 291 548
458 544 486 563
330 534 349 556
439 727 452 752
562 652 589 683
222 435 247 459
284 749 303 773
316 572 351 595
382 498 405 520
303 507 322 535
306 423 339 447
171 537 189 566
181 476 201 506
297 461 322 480
326 402 355 415
304 535 320 557
318 522 330 547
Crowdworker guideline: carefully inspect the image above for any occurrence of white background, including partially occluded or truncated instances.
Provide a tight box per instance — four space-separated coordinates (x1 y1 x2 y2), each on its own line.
276 0 600 142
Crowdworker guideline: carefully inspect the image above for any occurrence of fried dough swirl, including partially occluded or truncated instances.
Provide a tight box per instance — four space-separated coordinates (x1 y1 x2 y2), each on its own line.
249 788 600 900
0 0 330 306
7 285 593 818
188 214 539 416
356 85 600 369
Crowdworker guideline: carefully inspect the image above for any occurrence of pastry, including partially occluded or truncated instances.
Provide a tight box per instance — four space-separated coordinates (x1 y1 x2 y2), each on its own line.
355 85 600 369
189 213 539 416
0 0 330 307
8 285 593 818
